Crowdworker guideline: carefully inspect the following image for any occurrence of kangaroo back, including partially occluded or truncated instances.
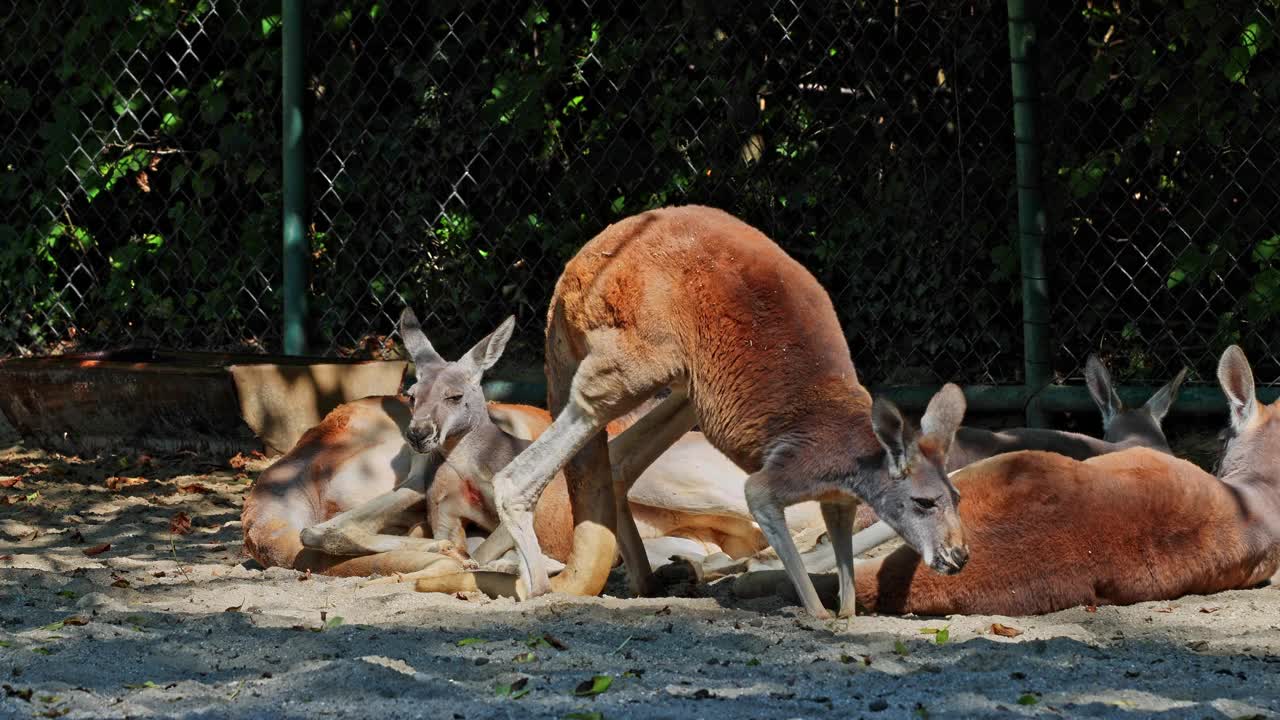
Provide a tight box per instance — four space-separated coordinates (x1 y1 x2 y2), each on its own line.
855 446 1278 616
241 396 414 571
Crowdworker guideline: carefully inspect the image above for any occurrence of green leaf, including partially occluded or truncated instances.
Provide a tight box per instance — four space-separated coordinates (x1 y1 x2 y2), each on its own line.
56 590 77 599
746 657 761 666
456 637 487 647
513 652 537 663
123 681 157 690
894 640 909 656
260 15 280 37
563 713 603 720
321 616 344 631
41 621 65 632
1225 21 1270 83
919 626 950 644
495 677 530 699
31 647 53 655
0 640 12 647
1017 694 1039 706
1252 235 1280 263
573 675 613 696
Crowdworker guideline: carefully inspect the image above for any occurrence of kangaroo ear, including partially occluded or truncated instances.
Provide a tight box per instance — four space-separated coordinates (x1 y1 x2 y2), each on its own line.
871 397 908 475
463 315 516 377
920 383 965 458
399 307 446 377
1085 355 1123 429
1217 345 1257 432
1142 365 1188 424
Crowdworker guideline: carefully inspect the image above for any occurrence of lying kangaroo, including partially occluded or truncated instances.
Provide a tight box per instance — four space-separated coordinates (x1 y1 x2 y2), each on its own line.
431 204 970 619
241 311 827 578
824 356 1189 566
852 345 1280 616
947 355 1186 468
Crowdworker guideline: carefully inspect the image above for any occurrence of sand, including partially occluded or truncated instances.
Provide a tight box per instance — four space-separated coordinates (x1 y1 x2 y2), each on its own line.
2 426 1278 720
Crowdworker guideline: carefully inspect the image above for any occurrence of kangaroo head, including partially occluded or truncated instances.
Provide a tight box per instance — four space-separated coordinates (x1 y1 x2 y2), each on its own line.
398 307 515 455
1085 354 1187 453
1215 345 1280 475
869 383 969 575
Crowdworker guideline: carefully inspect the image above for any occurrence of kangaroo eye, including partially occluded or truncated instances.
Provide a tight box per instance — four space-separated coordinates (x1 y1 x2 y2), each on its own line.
445 394 463 403
912 496 938 511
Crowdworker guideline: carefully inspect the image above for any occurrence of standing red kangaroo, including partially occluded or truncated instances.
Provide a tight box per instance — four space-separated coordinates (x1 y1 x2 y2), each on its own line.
853 345 1280 616
432 204 970 619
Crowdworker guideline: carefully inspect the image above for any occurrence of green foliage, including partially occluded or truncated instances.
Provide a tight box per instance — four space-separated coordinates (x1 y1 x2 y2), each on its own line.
1 3 282 354
304 0 1022 380
1042 1 1280 379
3 1 1277 385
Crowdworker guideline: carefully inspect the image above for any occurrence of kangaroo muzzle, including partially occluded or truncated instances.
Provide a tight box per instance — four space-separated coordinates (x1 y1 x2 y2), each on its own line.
405 422 438 453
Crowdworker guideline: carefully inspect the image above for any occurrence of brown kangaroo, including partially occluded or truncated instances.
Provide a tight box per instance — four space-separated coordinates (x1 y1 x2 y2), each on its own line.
852 345 1280 616
433 204 970 619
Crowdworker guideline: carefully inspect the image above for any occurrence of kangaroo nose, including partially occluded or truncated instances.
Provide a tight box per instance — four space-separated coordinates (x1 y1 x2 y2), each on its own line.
406 423 433 447
944 545 970 573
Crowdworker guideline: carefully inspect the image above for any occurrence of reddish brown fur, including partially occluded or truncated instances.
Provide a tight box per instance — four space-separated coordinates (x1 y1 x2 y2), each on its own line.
536 205 903 599
550 205 878 480
855 447 1280 616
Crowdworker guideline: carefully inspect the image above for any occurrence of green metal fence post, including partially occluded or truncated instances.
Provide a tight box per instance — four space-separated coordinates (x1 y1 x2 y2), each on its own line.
282 0 309 355
1007 0 1050 426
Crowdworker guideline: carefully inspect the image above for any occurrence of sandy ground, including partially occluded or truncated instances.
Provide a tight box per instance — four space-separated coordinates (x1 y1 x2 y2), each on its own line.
2 419 1279 720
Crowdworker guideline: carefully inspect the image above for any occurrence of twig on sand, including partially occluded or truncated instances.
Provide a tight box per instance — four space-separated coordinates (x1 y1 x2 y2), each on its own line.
169 532 196 600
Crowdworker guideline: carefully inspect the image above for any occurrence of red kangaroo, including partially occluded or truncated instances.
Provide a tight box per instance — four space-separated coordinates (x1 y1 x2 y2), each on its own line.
853 345 1280 616
443 204 969 619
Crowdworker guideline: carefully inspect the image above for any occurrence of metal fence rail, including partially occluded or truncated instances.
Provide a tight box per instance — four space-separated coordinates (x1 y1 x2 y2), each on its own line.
3 1 1279 421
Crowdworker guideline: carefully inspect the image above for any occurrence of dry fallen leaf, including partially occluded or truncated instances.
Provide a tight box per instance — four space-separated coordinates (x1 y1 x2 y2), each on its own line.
224 600 244 613
105 476 148 491
168 512 193 536
60 616 89 626
1154 606 1175 613
228 453 251 471
110 578 130 588
990 623 1023 638
1085 605 1098 613
0 555 13 562
1199 606 1221 614
82 542 111 557
0 477 24 488
178 483 213 495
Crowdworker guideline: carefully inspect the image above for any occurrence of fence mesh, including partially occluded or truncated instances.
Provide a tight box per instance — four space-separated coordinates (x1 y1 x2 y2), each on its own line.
1041 1 1280 386
1 2 282 356
2 1 1278 391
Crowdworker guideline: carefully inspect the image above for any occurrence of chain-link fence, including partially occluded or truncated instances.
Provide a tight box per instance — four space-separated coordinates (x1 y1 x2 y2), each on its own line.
3 1 1279 396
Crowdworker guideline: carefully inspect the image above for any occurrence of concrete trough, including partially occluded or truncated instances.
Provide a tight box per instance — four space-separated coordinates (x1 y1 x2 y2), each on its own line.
0 350 407 456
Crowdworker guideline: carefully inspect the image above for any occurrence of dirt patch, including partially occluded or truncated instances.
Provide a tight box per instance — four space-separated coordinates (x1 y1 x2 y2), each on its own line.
1 441 1278 719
